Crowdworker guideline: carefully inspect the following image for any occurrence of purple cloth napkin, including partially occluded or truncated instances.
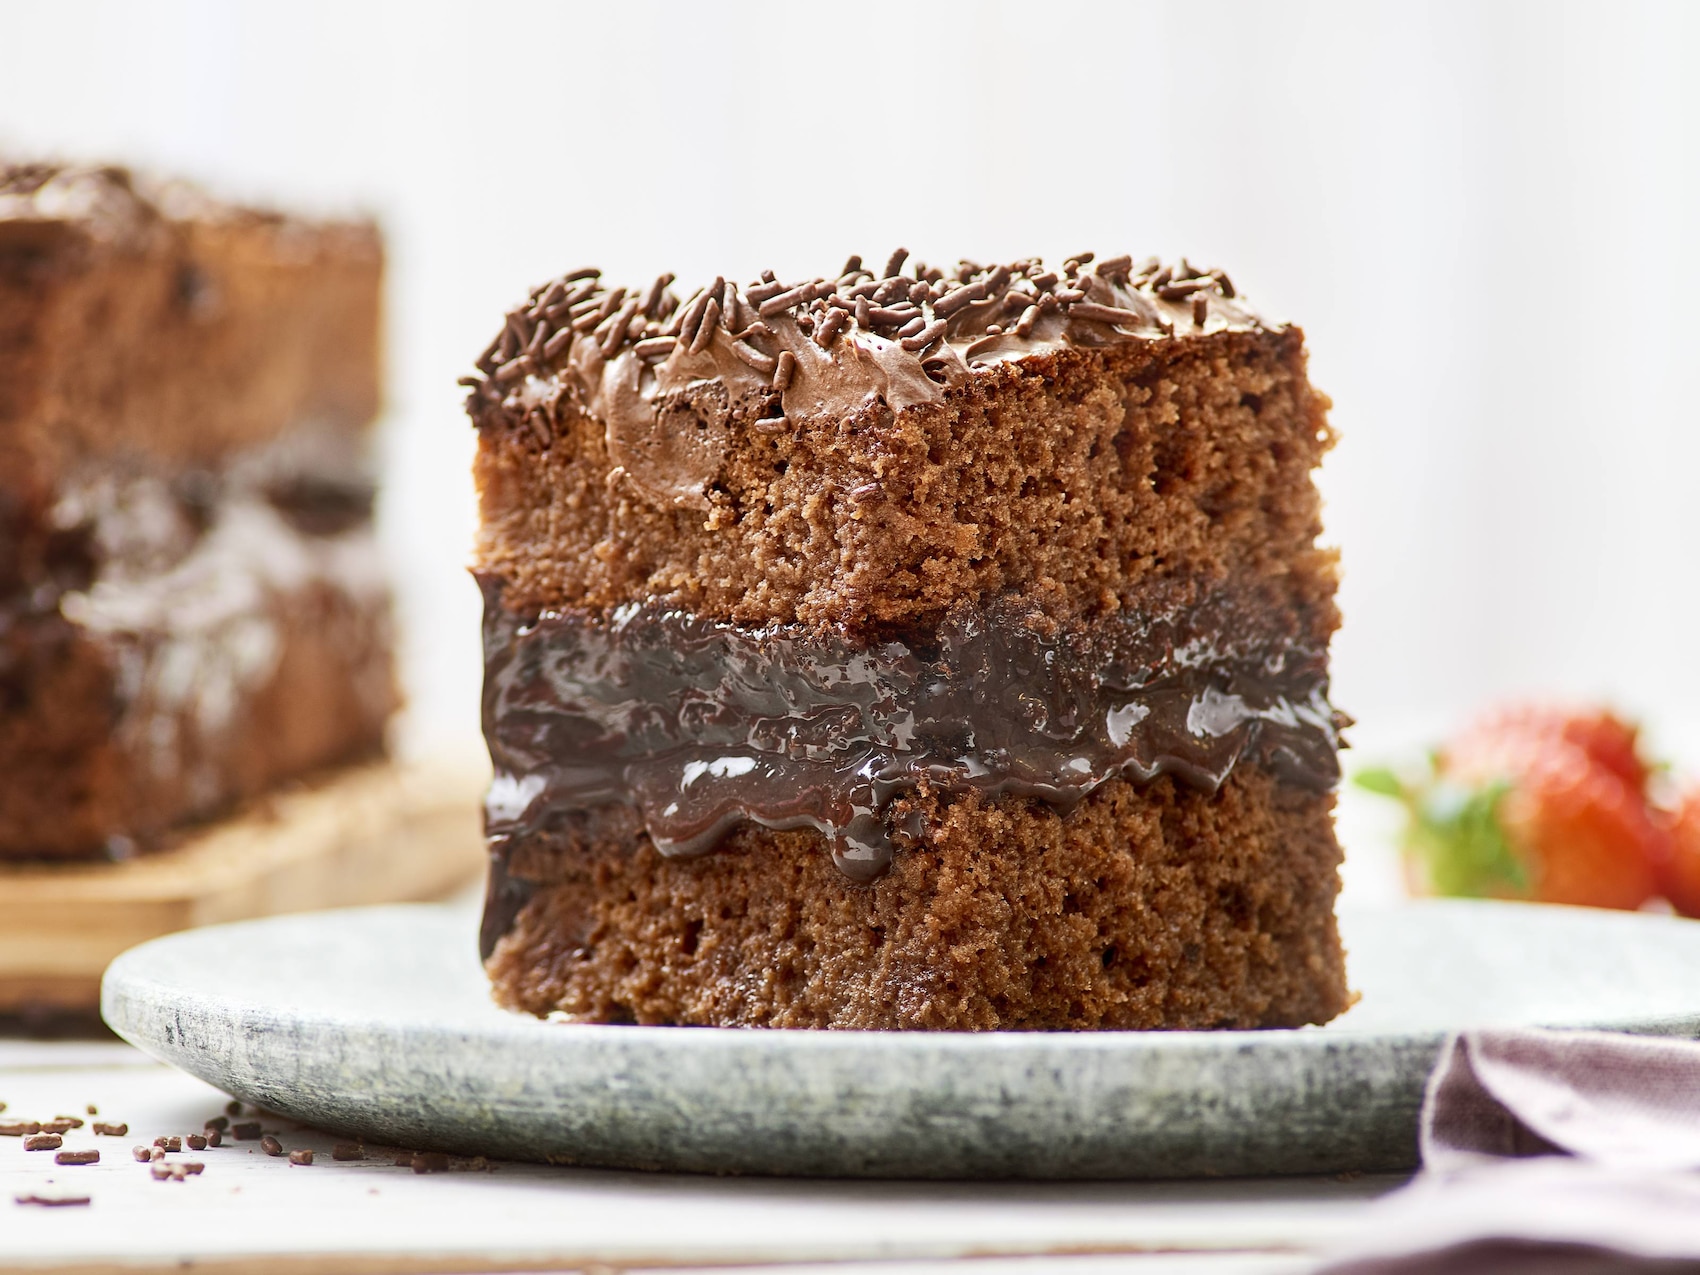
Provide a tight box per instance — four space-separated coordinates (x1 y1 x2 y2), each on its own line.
1318 1029 1700 1273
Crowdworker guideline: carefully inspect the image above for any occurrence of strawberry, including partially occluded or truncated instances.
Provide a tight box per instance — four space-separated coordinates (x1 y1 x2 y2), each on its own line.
1658 787 1700 918
1444 702 1651 796
1357 716 1664 912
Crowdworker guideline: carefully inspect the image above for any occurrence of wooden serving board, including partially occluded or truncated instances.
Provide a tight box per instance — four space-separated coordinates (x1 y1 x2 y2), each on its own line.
0 758 488 1012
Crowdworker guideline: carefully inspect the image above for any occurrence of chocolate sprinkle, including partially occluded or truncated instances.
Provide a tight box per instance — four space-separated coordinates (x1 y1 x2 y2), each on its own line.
91 1122 127 1137
54 1150 99 1166
261 1135 284 1157
23 1133 61 1151
14 1195 90 1207
288 1149 314 1166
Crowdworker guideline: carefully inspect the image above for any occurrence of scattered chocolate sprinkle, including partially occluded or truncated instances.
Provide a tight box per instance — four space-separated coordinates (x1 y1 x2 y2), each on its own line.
640 272 675 317
872 276 908 305
1014 305 1040 338
1193 295 1209 327
752 415 789 434
411 1151 451 1174
1096 254 1134 280
186 1134 207 1151
288 1149 314 1166
854 296 872 329
232 1122 261 1141
729 340 776 375
14 1195 90 1208
23 1134 62 1151
599 301 639 357
332 1143 364 1161
688 298 721 354
900 319 948 352
181 1161 205 1175
0 1122 41 1137
41 1118 81 1134
149 1164 175 1181
633 336 676 361
392 1154 413 1168
85 1105 97 1117
205 1116 229 1132
260 1136 284 1157
595 286 626 325
150 1147 164 1162
933 282 987 317
492 355 533 384
91 1122 127 1137
55 1150 99 1166
883 247 909 278
755 284 805 316
153 1136 181 1152
1068 302 1147 327
531 279 566 316
523 322 546 360
1157 279 1208 301
206 1129 223 1148
132 1146 151 1163
771 350 796 393
542 327 574 361
814 307 848 347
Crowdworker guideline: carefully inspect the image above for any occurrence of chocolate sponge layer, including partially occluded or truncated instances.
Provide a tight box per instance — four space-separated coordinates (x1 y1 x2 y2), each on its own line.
474 330 1336 642
486 766 1347 1030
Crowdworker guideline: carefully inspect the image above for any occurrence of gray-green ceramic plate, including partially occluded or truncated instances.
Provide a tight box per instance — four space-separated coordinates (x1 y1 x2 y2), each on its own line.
102 899 1700 1179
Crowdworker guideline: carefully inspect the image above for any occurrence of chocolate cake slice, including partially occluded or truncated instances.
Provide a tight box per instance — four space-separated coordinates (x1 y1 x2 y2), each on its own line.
469 251 1347 1030
0 162 397 859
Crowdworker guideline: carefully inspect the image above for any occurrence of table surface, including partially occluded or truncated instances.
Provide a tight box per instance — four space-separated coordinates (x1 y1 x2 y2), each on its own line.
0 1034 1402 1275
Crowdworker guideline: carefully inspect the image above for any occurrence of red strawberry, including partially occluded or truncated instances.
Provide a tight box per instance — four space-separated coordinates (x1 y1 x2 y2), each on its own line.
1658 788 1700 918
1357 717 1664 912
1446 703 1650 796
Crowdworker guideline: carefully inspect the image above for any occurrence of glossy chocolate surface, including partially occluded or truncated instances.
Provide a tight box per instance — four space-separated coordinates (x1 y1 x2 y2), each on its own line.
481 583 1341 896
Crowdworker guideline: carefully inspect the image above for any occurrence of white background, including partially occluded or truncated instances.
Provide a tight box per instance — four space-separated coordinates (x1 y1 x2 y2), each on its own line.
4 0 1698 791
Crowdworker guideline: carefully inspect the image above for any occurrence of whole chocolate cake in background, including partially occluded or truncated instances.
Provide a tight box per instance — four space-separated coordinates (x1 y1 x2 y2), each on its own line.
468 250 1348 1030
0 162 397 860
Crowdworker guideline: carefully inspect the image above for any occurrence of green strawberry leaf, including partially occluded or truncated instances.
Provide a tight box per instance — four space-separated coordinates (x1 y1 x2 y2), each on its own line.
1352 767 1407 798
1354 754 1531 899
1408 778 1529 898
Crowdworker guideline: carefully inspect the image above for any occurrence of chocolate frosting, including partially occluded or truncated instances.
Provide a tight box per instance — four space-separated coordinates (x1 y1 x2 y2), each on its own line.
481 582 1341 894
465 253 1278 511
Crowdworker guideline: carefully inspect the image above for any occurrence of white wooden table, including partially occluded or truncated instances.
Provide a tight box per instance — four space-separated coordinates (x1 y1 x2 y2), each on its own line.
0 1035 1399 1275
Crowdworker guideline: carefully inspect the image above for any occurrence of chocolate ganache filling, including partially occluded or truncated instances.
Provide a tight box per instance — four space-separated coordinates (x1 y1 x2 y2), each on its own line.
481 579 1342 894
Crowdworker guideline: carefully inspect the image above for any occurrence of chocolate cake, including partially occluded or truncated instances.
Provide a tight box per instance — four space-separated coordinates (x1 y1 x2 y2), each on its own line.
469 251 1347 1030
0 162 397 859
